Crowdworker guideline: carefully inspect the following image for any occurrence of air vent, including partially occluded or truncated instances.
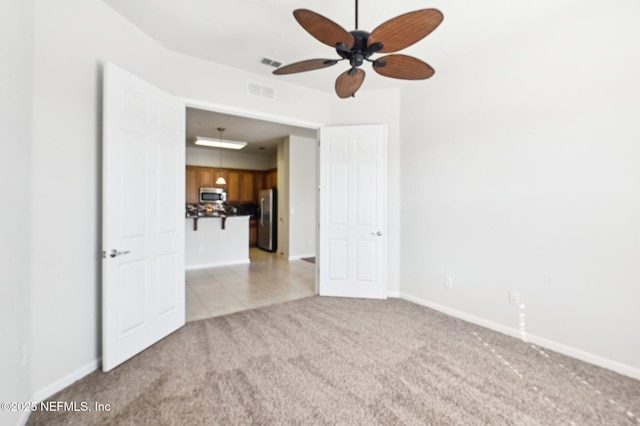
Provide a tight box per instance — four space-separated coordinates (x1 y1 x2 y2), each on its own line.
247 81 275 100
260 57 282 68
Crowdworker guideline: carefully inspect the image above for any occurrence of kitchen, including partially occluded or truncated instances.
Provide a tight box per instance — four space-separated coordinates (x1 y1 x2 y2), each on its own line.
184 108 318 320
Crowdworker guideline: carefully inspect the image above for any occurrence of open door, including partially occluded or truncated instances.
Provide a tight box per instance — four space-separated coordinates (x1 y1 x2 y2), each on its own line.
318 125 387 298
102 63 185 371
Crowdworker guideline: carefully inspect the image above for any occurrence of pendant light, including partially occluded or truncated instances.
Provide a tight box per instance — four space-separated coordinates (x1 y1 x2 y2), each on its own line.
215 127 227 185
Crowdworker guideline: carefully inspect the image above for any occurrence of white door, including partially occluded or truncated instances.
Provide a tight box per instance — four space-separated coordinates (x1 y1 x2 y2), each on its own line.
102 63 185 372
319 125 387 298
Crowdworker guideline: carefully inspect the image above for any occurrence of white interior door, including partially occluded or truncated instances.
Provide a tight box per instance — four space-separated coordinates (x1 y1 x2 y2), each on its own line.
102 63 185 372
319 124 387 298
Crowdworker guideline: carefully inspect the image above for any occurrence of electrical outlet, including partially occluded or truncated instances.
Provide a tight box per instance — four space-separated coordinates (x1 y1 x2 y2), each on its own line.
444 276 453 289
509 291 520 305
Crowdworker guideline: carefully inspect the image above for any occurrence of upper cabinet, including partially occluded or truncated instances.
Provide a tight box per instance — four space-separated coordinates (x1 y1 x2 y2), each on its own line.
241 171 255 203
226 170 241 202
186 166 276 204
186 166 200 204
265 168 277 190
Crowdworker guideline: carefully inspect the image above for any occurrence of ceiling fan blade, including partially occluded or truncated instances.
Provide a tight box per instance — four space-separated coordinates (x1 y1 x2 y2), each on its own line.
273 59 338 75
294 9 355 49
373 54 435 80
368 9 443 53
335 68 365 98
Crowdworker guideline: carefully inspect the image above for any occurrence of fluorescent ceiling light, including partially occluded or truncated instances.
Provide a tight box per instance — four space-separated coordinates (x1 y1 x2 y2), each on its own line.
194 136 247 150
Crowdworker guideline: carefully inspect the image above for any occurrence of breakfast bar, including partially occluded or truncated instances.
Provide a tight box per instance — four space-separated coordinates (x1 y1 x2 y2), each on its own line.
185 215 250 270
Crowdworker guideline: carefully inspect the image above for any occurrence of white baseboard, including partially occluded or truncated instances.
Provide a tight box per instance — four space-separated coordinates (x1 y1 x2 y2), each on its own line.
400 292 640 381
386 291 400 298
185 259 250 270
31 358 100 403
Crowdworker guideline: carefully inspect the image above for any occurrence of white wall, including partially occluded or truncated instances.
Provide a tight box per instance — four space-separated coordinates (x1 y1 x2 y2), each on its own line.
276 139 289 257
287 135 317 259
399 1 640 377
28 0 331 401
186 146 274 170
329 88 402 296
0 0 34 423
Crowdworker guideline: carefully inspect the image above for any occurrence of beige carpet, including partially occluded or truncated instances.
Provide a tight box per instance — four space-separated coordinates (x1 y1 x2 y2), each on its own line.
28 297 639 425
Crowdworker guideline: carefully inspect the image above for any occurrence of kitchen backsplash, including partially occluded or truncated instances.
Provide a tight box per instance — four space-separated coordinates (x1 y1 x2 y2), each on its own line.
186 203 259 218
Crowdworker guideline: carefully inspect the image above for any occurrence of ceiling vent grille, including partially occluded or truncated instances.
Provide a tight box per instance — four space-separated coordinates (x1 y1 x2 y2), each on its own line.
260 57 282 68
248 81 275 100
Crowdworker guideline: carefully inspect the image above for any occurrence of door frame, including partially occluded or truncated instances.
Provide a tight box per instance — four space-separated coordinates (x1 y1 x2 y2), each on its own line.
181 98 324 293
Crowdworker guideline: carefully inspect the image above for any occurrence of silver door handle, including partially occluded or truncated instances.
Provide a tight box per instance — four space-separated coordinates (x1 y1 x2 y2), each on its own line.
371 231 382 236
110 249 130 258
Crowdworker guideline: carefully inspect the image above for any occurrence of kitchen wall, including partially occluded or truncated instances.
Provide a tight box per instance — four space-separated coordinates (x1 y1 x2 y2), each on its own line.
277 140 289 257
274 135 317 260
29 0 332 401
399 1 640 377
186 145 276 171
287 135 317 260
1 0 34 422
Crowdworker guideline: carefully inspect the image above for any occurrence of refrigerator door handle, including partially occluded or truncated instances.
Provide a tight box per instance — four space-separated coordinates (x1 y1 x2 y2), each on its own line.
260 198 264 226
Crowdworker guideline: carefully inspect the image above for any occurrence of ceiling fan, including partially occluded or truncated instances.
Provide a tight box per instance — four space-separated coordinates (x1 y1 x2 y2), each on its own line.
273 1 444 98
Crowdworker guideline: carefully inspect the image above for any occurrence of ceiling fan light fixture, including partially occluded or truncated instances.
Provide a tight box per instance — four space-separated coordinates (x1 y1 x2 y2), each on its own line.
193 136 247 150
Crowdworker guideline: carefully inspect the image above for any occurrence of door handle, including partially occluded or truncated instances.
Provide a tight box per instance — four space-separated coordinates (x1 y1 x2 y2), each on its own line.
109 249 130 258
371 231 382 236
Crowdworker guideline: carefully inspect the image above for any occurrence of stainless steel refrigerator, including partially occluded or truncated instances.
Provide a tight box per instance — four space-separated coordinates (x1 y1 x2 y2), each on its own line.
258 189 277 252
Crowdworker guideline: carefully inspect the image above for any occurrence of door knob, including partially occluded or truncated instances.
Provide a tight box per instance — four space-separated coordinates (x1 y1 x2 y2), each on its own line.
109 249 130 258
371 231 382 236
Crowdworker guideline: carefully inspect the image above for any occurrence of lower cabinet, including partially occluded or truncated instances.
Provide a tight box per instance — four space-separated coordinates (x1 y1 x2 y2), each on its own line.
249 218 258 247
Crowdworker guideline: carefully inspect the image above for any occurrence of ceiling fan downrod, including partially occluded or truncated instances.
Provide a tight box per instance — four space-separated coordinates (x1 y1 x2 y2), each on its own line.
355 0 358 29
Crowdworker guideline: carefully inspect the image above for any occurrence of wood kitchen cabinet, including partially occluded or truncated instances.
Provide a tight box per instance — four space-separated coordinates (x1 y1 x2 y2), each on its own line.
265 168 278 190
226 170 241 202
249 219 258 247
186 166 200 204
241 171 255 203
186 166 277 204
199 167 215 188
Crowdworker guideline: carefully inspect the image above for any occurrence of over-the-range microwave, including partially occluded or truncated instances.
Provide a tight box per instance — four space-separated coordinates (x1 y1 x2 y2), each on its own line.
199 187 227 204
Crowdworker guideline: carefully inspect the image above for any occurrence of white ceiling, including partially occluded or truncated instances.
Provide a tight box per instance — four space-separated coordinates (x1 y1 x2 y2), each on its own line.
186 108 316 156
101 0 580 150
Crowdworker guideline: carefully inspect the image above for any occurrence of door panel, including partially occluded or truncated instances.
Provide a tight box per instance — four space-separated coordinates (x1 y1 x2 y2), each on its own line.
319 125 386 299
102 63 185 372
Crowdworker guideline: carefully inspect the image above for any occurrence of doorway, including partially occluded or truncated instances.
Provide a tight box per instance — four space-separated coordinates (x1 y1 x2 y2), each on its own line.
183 103 321 320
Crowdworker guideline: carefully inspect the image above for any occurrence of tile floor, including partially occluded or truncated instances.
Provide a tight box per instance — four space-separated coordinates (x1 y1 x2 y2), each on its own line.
186 248 317 322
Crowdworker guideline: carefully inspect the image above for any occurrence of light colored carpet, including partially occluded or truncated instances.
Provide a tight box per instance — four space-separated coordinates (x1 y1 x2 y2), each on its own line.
28 297 639 425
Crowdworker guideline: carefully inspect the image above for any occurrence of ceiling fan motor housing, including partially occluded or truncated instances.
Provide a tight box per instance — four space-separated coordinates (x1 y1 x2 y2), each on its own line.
337 30 384 69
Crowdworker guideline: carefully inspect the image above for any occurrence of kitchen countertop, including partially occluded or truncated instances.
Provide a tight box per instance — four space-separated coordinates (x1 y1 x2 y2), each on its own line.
185 213 251 219
186 213 250 231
